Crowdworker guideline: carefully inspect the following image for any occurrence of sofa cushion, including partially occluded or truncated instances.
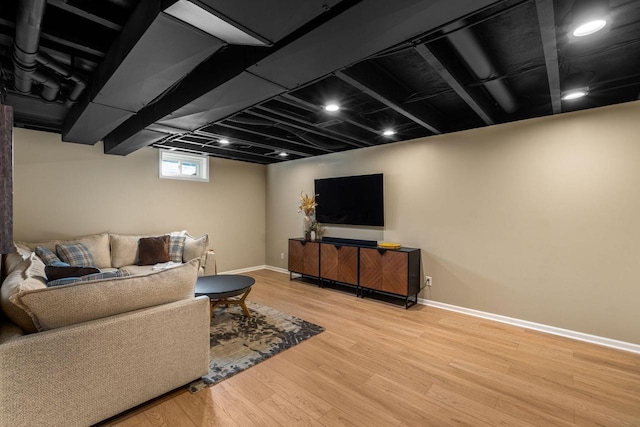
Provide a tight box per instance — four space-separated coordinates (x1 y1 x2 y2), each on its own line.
169 231 187 263
4 243 32 276
56 243 96 267
47 270 131 287
24 254 48 283
17 233 111 269
44 265 101 282
109 233 142 268
35 246 62 265
0 314 24 344
11 259 200 332
0 254 47 333
184 232 208 264
138 235 170 265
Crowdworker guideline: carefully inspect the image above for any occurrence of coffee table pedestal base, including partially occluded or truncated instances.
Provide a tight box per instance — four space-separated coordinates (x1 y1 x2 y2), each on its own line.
210 287 252 317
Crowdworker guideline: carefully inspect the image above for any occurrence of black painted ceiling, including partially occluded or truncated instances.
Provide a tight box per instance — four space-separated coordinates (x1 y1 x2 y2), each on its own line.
1 0 639 164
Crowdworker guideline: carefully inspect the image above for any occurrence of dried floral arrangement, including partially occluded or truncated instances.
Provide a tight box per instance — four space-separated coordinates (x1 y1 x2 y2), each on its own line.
298 191 318 217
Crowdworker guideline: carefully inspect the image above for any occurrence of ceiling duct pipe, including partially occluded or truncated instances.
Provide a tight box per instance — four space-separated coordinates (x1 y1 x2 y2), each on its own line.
30 69 60 101
446 27 518 113
13 0 47 95
35 53 87 103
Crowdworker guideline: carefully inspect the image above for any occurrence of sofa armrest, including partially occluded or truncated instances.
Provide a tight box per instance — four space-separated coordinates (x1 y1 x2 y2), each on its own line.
203 249 217 276
0 297 210 427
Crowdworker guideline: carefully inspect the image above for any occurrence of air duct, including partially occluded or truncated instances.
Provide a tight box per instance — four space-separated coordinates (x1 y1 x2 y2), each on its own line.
13 0 47 95
446 27 518 113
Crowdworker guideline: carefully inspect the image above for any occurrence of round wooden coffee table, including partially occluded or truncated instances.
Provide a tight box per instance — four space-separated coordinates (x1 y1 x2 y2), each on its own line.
195 274 256 317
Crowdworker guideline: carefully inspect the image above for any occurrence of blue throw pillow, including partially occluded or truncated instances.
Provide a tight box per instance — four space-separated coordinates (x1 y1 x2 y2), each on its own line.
56 243 96 267
47 269 132 287
35 246 63 265
169 233 186 263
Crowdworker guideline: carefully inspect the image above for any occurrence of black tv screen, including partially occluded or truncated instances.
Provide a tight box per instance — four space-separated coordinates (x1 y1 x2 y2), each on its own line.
314 174 384 226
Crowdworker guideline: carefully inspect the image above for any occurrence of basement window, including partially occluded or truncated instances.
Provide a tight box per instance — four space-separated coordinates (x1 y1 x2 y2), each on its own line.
159 150 209 182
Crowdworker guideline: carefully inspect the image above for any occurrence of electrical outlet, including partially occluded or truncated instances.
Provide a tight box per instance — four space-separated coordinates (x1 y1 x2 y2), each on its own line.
425 276 432 287
280 253 284 260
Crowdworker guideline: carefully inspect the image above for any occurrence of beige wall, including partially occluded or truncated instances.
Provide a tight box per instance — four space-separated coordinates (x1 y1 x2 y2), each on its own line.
13 128 266 272
266 101 640 344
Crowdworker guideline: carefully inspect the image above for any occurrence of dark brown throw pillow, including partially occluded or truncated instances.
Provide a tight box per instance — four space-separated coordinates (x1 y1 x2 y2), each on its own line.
138 235 170 265
45 265 101 282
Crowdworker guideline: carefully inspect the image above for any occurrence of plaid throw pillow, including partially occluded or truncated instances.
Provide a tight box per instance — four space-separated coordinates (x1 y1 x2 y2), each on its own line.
56 243 96 267
47 269 131 287
35 246 63 265
169 232 187 263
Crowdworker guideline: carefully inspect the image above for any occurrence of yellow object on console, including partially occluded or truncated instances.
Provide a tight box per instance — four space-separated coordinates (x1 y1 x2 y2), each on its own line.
377 242 401 249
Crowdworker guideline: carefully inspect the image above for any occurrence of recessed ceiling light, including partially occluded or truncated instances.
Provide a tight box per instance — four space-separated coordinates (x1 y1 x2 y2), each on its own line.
324 103 340 112
219 139 230 145
569 0 610 38
279 152 288 157
572 19 607 37
561 90 588 100
382 129 396 136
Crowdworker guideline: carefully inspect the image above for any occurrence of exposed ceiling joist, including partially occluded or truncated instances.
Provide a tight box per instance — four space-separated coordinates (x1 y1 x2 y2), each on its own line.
193 128 316 158
279 93 383 135
40 31 106 58
250 106 369 148
335 70 442 135
535 0 562 115
414 44 494 125
213 122 330 155
47 0 123 31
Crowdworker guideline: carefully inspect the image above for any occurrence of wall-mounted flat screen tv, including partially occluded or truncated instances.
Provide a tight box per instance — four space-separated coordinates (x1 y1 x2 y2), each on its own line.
314 173 384 226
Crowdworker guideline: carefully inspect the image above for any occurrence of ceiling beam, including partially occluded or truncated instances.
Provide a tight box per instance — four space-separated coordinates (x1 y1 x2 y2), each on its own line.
414 44 494 125
335 70 442 135
47 0 123 31
104 45 271 154
211 123 330 155
40 32 106 58
535 0 562 115
194 128 318 157
279 93 383 135
250 106 370 148
103 0 365 156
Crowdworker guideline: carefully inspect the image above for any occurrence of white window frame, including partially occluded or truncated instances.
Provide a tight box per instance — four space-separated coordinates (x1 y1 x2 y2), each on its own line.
159 150 209 182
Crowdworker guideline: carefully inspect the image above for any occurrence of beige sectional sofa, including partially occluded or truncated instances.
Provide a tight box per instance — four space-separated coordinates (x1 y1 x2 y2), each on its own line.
0 231 216 426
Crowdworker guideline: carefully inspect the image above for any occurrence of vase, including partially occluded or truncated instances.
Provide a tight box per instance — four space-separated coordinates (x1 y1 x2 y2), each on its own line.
303 215 312 240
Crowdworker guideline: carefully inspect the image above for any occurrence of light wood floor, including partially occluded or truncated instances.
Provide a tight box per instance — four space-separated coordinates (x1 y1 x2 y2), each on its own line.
102 269 640 427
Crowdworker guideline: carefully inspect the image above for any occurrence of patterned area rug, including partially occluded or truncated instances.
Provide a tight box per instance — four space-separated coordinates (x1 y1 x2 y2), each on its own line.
187 300 324 393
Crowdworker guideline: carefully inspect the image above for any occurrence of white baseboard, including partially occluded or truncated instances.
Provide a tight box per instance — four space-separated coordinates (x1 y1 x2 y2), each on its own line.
265 266 291 275
218 265 268 275
420 298 640 355
257 266 640 354
218 265 292 275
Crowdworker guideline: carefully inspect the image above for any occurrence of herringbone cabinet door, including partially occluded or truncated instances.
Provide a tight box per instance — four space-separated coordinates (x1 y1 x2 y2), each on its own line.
359 248 382 290
381 251 408 295
303 242 320 276
289 240 303 273
320 244 338 281
338 246 358 285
